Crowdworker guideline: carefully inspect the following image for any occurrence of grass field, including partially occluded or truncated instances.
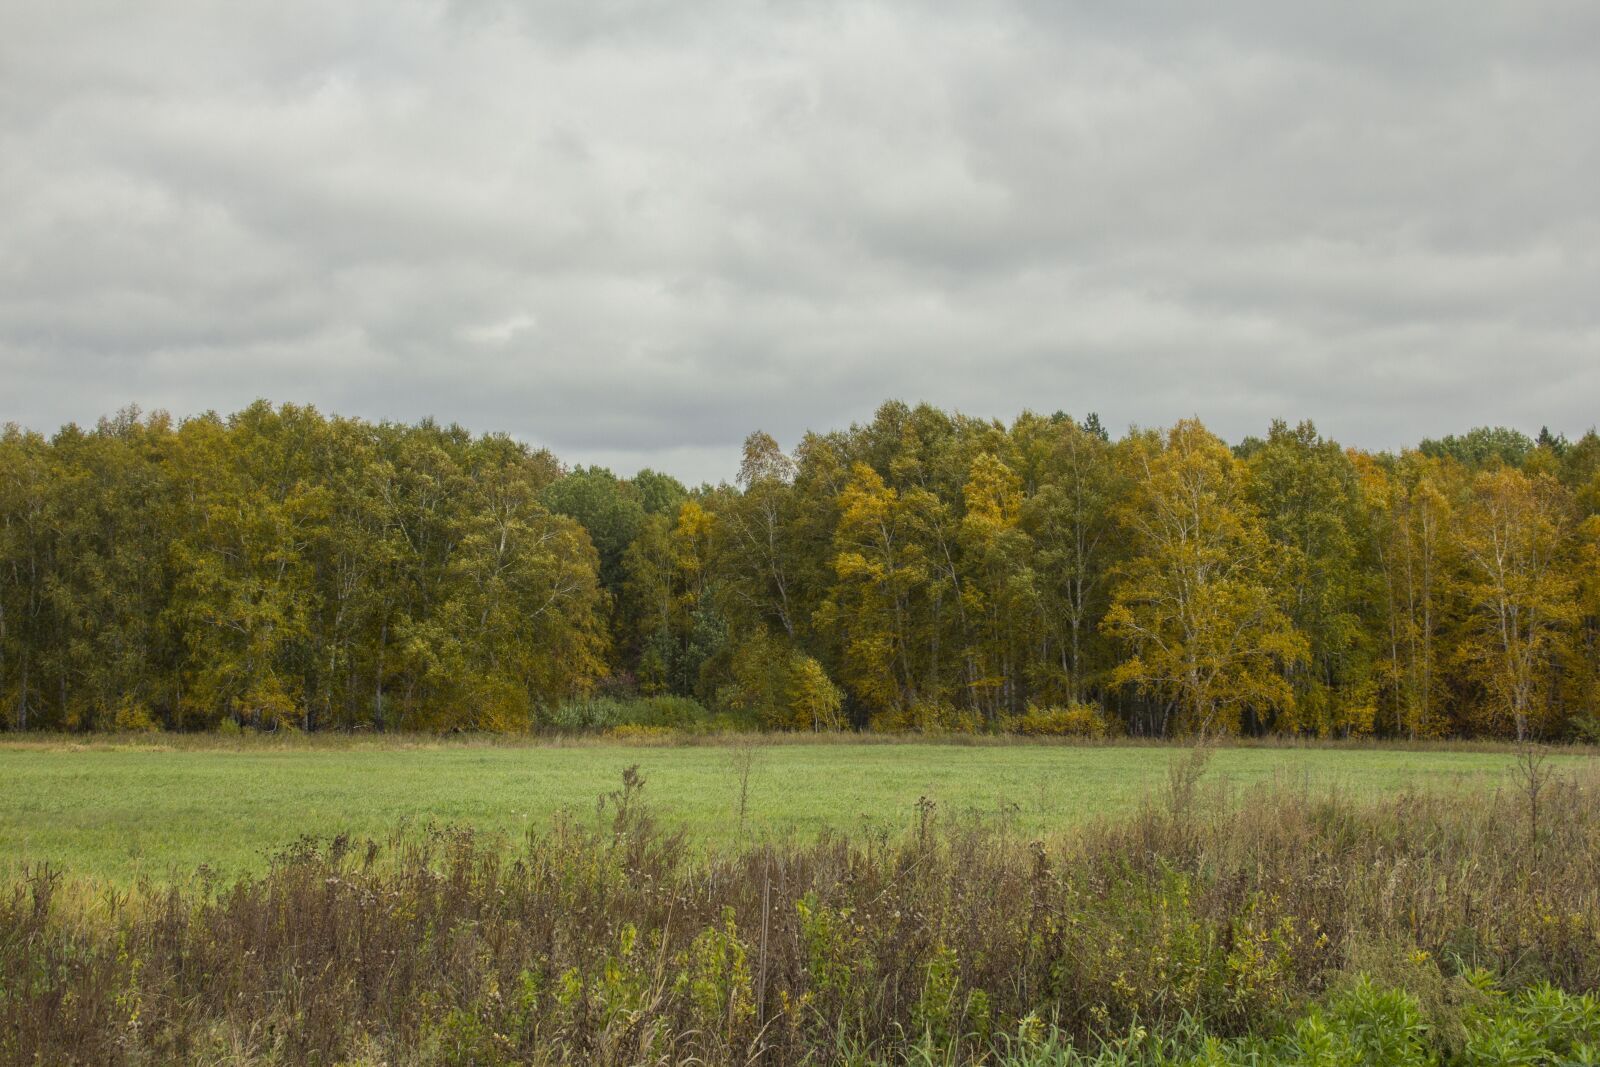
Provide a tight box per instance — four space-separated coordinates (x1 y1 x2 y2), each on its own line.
3 735 1589 884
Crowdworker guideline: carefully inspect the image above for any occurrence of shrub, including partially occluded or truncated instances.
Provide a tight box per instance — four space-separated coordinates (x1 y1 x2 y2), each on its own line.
628 695 711 730
718 632 846 731
1286 977 1433 1067
546 695 632 731
1568 713 1600 745
112 699 160 733
546 695 712 733
1008 702 1116 738
871 700 985 734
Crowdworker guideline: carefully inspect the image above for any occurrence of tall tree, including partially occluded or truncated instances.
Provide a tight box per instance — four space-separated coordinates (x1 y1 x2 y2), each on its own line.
1102 420 1306 735
442 448 609 728
304 416 397 730
1453 468 1577 739
0 426 54 729
1247 421 1376 735
540 466 645 601
1359 452 1459 737
958 451 1032 718
815 463 934 716
719 432 800 638
622 499 727 697
44 410 179 729
1019 417 1125 703
166 404 328 729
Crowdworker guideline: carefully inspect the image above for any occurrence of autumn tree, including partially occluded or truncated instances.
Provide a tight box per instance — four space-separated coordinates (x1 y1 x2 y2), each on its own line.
622 498 729 698
1102 420 1306 736
166 405 327 729
44 410 180 730
1573 508 1600 729
1359 452 1461 737
0 426 54 729
814 463 933 716
302 416 398 730
1453 468 1578 739
719 431 801 638
1247 420 1377 735
1019 415 1125 703
958 452 1033 718
4 399 1598 739
438 447 608 728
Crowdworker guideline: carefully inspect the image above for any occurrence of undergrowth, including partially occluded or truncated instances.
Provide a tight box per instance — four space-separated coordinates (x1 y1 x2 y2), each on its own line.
3 753 1598 1065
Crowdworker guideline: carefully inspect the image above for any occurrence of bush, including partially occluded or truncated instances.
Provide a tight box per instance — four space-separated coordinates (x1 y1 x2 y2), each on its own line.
871 700 985 734
1568 713 1600 745
545 696 632 731
717 632 846 731
546 695 713 734
112 699 160 733
630 695 712 730
1007 702 1116 738
1286 977 1433 1066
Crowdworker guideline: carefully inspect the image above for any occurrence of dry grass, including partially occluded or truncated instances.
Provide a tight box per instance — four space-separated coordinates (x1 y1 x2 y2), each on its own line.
5 728 1593 753
4 750 1599 1065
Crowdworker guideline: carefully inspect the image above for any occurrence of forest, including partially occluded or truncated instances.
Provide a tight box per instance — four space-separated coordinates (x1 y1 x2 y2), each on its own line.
1 399 1597 740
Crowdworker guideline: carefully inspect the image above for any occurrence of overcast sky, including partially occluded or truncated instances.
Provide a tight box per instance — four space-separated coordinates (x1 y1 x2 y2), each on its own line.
3 1 1598 483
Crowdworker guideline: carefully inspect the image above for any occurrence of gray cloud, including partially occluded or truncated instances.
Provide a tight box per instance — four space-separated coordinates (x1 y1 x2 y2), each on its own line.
3 0 1597 482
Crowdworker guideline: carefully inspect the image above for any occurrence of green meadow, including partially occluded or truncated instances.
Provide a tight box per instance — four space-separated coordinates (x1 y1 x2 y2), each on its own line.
2 736 1584 884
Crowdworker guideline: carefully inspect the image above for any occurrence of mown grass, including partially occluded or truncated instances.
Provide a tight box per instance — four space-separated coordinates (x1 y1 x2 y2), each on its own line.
1 734 1591 884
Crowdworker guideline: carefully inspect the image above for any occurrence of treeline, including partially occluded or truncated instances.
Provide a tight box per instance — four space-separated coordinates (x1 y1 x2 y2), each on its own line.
0 404 607 732
2 400 1598 738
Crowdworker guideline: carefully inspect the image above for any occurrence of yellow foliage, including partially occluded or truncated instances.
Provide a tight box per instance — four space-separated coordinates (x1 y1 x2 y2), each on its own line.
1103 420 1307 735
1453 468 1578 739
721 630 845 731
871 701 984 734
783 655 845 731
113 699 160 733
1007 702 1117 738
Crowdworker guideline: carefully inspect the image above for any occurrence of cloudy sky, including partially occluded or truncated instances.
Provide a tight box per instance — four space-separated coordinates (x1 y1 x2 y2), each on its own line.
3 1 1598 482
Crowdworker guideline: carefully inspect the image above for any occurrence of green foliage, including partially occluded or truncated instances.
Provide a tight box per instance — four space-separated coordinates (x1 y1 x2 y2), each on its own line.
1420 426 1537 469
1569 714 1600 745
1246 420 1378 737
1287 978 1434 1066
539 464 646 595
547 694 714 732
911 943 963 1048
673 907 755 1041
